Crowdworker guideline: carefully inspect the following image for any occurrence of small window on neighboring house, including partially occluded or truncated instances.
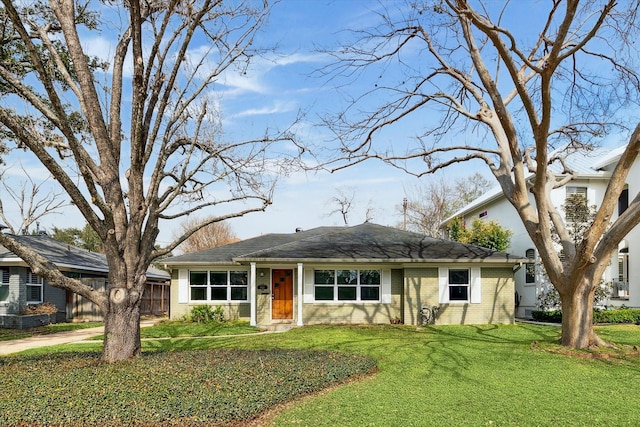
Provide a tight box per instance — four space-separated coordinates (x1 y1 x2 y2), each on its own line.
566 186 587 198
618 187 629 216
0 267 9 302
525 249 536 284
565 186 588 222
26 269 43 304
448 269 470 301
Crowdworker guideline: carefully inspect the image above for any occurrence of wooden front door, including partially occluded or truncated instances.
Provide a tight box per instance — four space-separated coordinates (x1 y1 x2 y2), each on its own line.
272 269 293 319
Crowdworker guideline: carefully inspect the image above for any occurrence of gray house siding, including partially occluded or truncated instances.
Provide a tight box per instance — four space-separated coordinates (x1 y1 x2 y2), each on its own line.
44 283 66 315
0 266 21 315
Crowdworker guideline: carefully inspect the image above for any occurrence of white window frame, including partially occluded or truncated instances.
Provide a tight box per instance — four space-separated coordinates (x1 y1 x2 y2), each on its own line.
525 248 536 285
438 267 481 304
188 270 249 303
448 268 470 302
313 269 382 302
0 266 9 302
566 186 587 198
26 269 43 304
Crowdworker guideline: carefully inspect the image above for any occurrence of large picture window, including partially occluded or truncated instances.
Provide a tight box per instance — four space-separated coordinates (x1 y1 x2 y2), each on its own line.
26 269 43 304
313 269 380 302
189 270 248 302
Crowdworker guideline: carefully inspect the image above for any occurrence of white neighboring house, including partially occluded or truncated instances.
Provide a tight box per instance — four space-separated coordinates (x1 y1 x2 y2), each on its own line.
442 144 638 318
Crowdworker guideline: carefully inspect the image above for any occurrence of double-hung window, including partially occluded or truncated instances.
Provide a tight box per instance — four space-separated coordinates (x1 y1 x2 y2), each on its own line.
439 267 481 304
0 267 9 302
525 249 536 284
26 269 43 304
314 269 381 302
448 269 469 301
565 186 588 223
189 270 248 302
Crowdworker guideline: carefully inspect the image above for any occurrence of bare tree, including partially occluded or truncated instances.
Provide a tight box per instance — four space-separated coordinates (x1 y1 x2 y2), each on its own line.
401 173 491 236
174 217 238 254
323 1 640 349
0 0 297 361
325 186 377 225
0 167 68 234
325 187 355 225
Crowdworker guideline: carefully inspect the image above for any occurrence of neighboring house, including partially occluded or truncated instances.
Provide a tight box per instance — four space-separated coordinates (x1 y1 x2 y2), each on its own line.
159 222 525 327
442 144 638 318
0 231 170 328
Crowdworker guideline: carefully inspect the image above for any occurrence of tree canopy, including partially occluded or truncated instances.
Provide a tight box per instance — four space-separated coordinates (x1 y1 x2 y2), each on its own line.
320 0 640 348
51 223 103 253
174 217 238 254
0 0 297 361
447 217 512 252
401 173 491 236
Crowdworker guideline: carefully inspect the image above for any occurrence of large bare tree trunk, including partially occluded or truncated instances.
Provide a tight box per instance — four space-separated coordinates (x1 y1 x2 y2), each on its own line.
559 278 598 348
0 0 288 363
102 287 143 362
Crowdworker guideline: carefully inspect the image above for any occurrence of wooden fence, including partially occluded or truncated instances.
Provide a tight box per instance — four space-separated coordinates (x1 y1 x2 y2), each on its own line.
69 278 170 321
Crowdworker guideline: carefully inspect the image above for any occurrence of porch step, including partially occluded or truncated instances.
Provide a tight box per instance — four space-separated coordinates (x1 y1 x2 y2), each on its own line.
259 323 296 332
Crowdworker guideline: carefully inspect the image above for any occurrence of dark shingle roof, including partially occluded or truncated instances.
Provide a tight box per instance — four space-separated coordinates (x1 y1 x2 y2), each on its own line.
163 226 344 264
163 223 524 265
0 233 169 279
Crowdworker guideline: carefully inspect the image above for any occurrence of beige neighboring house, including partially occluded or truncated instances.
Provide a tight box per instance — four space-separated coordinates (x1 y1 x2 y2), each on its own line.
159 222 525 327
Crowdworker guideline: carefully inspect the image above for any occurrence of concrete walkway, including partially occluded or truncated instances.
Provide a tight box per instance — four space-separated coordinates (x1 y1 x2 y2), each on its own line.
0 319 158 356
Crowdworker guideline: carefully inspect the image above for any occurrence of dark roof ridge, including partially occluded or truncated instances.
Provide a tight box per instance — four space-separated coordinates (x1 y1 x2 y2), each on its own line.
237 225 348 257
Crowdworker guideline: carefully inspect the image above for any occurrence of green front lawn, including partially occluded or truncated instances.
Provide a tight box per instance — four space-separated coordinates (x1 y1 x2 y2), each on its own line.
2 323 640 426
139 319 261 338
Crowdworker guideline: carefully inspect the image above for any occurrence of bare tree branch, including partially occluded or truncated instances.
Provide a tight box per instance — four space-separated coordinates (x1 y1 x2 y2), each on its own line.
318 0 640 349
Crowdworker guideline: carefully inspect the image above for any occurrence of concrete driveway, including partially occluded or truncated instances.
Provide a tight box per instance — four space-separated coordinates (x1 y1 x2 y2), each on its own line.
0 319 158 356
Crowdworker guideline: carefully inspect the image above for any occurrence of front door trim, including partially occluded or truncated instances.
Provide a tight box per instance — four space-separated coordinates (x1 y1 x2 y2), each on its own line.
271 269 293 320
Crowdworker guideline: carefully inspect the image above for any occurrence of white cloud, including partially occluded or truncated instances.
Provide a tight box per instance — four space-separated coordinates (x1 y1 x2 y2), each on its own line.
230 100 297 118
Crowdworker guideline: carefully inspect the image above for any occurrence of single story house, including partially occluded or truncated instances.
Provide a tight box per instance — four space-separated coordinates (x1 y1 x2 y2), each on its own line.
160 222 526 327
0 232 170 328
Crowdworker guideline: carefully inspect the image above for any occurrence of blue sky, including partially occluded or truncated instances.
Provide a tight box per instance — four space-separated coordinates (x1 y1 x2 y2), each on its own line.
10 0 621 245
3 0 463 243
201 0 479 241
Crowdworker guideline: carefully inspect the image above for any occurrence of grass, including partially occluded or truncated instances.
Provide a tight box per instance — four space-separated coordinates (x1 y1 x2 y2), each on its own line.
140 319 260 338
3 322 640 426
0 321 102 341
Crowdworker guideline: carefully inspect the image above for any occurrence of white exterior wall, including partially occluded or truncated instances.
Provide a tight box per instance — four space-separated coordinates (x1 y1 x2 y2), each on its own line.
454 175 633 317
624 159 640 307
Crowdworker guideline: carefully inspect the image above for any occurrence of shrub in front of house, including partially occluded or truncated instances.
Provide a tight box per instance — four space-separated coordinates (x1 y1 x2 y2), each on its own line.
532 308 640 325
19 302 58 315
531 309 562 323
593 307 640 325
189 304 226 323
